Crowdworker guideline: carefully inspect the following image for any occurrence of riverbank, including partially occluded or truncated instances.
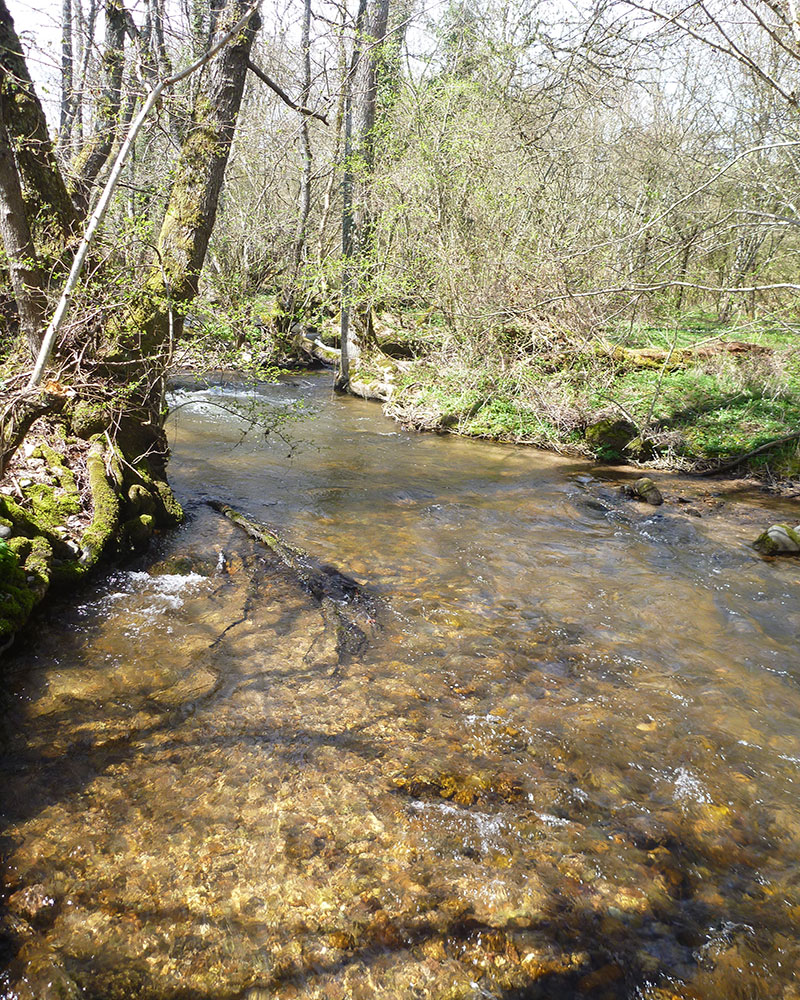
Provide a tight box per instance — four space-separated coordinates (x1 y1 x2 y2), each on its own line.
179 299 800 483
0 378 183 644
1 335 798 647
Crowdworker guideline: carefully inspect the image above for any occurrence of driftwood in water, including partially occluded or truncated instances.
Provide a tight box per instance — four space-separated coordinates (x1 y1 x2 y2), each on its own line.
208 500 380 660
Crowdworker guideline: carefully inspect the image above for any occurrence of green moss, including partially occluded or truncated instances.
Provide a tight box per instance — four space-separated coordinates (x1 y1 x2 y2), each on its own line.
7 536 31 561
25 482 82 531
0 539 35 637
0 494 40 536
24 535 53 595
127 483 156 516
122 513 155 550
79 442 121 567
70 400 113 439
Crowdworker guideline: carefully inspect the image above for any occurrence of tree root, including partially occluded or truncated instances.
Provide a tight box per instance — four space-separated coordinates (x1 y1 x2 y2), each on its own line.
0 412 183 642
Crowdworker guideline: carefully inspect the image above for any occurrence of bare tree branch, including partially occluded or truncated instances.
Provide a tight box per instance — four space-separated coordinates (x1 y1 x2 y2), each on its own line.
247 59 329 124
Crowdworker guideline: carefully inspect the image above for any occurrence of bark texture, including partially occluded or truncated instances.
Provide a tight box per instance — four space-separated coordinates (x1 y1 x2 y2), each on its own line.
115 0 260 357
338 0 391 388
70 0 126 213
0 121 47 354
0 0 78 247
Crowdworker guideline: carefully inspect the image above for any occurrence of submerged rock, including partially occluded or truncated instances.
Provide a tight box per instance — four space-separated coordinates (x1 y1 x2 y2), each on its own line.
622 477 663 506
753 523 800 555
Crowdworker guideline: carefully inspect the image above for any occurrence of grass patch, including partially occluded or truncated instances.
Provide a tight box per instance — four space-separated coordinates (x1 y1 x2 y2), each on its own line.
611 315 800 352
390 331 800 475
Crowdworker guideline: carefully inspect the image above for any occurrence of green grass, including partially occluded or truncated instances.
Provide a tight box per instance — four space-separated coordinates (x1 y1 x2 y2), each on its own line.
611 315 800 351
390 327 800 476
463 398 561 442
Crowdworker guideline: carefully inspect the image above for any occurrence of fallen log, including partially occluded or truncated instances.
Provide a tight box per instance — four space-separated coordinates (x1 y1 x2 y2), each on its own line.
602 339 772 370
207 500 381 661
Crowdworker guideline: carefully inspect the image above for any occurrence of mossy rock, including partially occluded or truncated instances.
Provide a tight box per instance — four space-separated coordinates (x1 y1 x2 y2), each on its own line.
753 523 800 555
585 418 637 458
126 483 157 516
622 477 663 506
24 535 54 597
624 435 656 461
121 513 155 550
0 539 36 638
71 399 112 439
25 482 82 530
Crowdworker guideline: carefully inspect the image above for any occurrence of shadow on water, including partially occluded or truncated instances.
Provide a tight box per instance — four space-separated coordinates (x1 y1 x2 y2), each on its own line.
17 806 781 1000
2 380 799 999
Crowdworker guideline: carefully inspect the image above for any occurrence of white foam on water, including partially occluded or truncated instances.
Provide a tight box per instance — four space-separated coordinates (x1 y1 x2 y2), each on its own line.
671 766 712 805
409 799 510 854
535 812 571 827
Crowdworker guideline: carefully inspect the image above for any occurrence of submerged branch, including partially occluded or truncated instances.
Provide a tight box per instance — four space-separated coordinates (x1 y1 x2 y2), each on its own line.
208 500 381 661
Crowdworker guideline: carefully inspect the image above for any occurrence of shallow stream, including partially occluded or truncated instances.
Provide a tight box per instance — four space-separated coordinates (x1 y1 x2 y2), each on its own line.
2 375 800 999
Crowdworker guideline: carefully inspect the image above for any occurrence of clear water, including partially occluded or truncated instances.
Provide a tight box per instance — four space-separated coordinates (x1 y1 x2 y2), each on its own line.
1 375 799 1000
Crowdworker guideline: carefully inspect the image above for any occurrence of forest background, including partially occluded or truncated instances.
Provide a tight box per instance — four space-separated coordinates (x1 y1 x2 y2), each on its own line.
4 0 800 472
1 0 800 638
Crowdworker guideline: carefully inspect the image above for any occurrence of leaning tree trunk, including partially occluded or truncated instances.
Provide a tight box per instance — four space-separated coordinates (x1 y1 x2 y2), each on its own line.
0 122 47 355
106 0 260 471
116 0 259 358
0 0 260 645
0 0 78 249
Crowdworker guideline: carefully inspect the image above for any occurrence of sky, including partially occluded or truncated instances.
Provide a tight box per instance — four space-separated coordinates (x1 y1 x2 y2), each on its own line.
9 0 64 122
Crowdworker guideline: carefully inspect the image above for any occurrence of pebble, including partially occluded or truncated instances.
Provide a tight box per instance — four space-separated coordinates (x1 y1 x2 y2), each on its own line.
0 525 11 538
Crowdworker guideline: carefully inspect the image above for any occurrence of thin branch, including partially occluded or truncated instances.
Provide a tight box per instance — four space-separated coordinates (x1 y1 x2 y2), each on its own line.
532 279 800 310
557 140 800 261
247 59 328 124
701 429 800 475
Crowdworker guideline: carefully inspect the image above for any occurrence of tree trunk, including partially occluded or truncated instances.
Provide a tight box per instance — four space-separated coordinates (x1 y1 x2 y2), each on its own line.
336 0 368 390
60 0 74 152
138 0 260 348
0 0 78 248
0 121 47 354
293 0 313 275
337 0 391 388
70 0 126 214
71 0 98 149
351 0 391 244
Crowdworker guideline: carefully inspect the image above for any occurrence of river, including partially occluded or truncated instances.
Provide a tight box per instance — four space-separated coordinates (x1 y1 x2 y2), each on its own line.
1 374 799 1000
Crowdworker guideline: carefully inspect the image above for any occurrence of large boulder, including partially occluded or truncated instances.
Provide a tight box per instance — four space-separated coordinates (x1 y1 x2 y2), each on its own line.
585 418 637 458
